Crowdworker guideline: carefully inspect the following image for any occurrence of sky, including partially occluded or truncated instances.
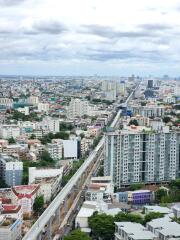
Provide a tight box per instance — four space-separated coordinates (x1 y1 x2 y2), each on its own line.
0 0 180 76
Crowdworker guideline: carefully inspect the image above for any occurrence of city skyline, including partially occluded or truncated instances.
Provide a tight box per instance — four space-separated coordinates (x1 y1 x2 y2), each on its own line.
1 0 180 76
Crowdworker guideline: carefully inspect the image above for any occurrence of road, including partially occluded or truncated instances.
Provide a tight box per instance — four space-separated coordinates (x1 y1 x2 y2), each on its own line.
23 84 139 240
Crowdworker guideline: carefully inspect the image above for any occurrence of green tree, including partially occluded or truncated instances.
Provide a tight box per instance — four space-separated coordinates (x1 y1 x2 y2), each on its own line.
8 137 16 144
129 183 144 191
64 230 91 240
40 151 54 163
144 212 164 223
129 119 139 126
156 188 168 202
80 133 85 139
163 116 171 123
33 195 44 215
54 131 69 140
0 179 8 188
88 212 114 240
29 134 36 139
114 212 144 225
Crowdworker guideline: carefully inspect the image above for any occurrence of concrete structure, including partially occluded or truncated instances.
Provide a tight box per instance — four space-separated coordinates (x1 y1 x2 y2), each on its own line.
115 190 153 205
0 154 23 187
144 205 171 215
40 117 59 134
11 185 40 216
146 216 180 240
147 79 154 88
115 222 156 240
172 204 180 218
0 125 20 139
63 139 79 159
28 167 63 203
0 98 13 111
132 105 165 118
0 215 22 240
47 142 63 161
76 201 121 233
67 98 89 118
28 96 39 106
104 126 180 188
0 203 23 220
17 106 29 115
85 176 114 202
22 87 136 240
38 103 50 113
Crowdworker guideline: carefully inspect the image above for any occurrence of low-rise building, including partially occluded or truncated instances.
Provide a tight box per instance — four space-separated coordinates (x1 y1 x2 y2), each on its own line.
144 205 172 215
172 204 180 219
85 176 114 203
11 185 40 216
115 222 156 240
28 167 63 202
0 125 20 139
0 216 22 240
75 201 121 233
146 216 180 240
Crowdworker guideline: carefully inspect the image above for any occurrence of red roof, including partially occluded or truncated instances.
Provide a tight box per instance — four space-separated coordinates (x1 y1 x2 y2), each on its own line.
2 204 21 214
12 185 40 199
89 183 107 190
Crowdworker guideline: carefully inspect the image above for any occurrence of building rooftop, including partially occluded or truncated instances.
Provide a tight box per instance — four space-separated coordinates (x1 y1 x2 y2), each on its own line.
145 205 171 214
115 222 156 240
147 216 180 237
12 184 39 199
2 204 21 214
0 154 20 163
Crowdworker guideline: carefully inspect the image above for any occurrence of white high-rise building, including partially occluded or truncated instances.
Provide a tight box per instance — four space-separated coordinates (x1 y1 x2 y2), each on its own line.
36 117 59 133
0 154 23 186
104 126 180 188
0 125 20 139
38 103 50 113
28 96 39 106
67 98 89 118
47 142 63 160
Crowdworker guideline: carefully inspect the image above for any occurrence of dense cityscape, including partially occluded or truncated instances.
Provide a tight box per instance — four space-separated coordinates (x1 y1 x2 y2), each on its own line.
1 0 180 239
0 75 179 240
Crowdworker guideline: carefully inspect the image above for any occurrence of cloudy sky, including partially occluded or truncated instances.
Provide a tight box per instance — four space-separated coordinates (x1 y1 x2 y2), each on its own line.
0 0 180 76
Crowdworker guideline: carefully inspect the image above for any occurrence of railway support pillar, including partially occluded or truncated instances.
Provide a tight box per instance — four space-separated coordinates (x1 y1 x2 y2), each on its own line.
47 218 52 240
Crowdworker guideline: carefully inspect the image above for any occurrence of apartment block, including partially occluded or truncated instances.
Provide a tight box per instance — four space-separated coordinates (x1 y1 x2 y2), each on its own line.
104 126 180 188
0 154 23 187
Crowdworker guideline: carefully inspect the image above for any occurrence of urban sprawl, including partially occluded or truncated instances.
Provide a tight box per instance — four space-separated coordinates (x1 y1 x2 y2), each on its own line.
0 75 179 240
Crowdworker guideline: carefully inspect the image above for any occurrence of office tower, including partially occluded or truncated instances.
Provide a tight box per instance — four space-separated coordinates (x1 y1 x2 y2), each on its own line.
104 126 180 188
147 80 153 89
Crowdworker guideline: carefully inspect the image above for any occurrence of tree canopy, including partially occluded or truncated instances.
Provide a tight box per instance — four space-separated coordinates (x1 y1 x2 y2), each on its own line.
33 195 44 215
88 212 114 240
64 230 91 240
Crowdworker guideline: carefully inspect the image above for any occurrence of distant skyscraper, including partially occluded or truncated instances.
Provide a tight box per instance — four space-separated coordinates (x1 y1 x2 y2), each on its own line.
147 80 153 89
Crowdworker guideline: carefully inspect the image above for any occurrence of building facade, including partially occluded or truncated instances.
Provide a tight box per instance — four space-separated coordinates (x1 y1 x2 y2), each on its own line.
104 127 180 188
0 154 23 187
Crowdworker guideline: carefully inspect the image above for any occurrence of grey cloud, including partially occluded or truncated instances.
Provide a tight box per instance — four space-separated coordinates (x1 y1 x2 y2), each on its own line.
83 48 164 62
32 20 67 35
139 23 171 31
81 24 158 39
0 0 26 6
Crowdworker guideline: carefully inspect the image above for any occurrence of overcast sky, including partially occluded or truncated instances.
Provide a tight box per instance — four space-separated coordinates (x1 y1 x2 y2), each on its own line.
0 0 180 76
